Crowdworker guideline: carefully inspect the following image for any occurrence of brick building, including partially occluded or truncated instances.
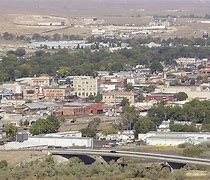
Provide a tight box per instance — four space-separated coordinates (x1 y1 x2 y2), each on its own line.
57 103 103 117
146 93 175 103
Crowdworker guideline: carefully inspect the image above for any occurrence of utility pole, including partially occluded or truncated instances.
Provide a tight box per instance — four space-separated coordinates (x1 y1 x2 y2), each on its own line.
114 89 117 124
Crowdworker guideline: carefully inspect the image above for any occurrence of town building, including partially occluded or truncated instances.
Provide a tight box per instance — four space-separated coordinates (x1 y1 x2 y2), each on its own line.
138 131 210 146
146 93 175 103
27 41 92 50
102 91 135 104
57 102 103 117
72 76 98 98
31 74 52 87
3 132 93 149
105 130 135 141
43 87 70 100
100 76 127 90
1 113 23 126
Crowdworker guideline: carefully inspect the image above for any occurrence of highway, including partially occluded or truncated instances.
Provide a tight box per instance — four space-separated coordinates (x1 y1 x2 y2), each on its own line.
50 149 210 166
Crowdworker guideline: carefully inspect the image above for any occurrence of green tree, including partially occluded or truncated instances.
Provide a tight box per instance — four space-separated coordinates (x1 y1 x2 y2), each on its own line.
23 120 29 127
53 33 61 41
126 83 134 92
175 92 188 101
121 97 130 107
134 117 156 135
122 105 139 130
148 104 166 126
0 160 8 169
80 127 97 138
170 122 198 132
81 117 101 138
150 61 163 74
95 93 102 103
5 124 18 141
101 125 118 136
29 116 60 135
15 48 26 57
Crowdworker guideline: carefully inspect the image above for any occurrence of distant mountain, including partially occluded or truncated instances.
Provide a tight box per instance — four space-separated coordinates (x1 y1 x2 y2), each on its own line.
0 0 210 16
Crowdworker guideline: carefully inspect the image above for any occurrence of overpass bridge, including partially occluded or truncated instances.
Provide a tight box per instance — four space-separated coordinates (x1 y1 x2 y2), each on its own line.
49 149 210 169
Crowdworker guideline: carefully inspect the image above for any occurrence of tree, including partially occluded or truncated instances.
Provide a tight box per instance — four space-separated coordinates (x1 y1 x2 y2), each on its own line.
15 48 26 57
81 117 101 138
24 120 29 127
35 50 45 57
175 92 188 101
137 94 145 102
5 124 18 141
150 61 163 74
122 105 139 130
170 123 198 132
101 125 118 136
134 117 156 135
80 127 97 138
52 33 61 41
126 83 134 92
95 93 102 103
0 160 8 169
148 104 166 126
3 32 14 40
29 116 60 135
121 97 130 107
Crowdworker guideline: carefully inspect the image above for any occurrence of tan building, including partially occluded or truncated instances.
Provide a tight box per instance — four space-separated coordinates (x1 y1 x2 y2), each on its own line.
43 87 70 100
23 88 39 100
32 74 51 87
72 76 98 98
102 91 135 104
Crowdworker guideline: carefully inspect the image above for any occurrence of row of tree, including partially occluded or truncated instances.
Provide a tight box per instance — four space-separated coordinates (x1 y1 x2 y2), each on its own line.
1 41 210 81
1 32 83 42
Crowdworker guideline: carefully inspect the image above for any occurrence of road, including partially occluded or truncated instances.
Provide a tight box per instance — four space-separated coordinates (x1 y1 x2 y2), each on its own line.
50 149 210 166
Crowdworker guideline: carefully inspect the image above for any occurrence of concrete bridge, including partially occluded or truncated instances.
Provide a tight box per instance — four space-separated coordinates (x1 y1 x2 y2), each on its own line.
49 149 210 169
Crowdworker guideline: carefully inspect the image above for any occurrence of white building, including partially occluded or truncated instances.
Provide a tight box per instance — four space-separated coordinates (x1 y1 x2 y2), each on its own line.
106 130 135 141
100 84 116 92
72 76 98 98
3 133 93 149
27 41 92 50
139 131 210 146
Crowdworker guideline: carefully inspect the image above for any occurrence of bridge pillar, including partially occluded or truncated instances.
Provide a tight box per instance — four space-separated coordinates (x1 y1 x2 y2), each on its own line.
166 162 186 170
101 156 120 164
54 154 96 165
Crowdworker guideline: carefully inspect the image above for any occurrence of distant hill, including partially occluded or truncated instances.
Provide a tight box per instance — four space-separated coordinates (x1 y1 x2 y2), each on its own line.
0 0 210 16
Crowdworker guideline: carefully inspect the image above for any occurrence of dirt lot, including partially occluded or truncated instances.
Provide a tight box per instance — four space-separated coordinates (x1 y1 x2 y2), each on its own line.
0 150 45 165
